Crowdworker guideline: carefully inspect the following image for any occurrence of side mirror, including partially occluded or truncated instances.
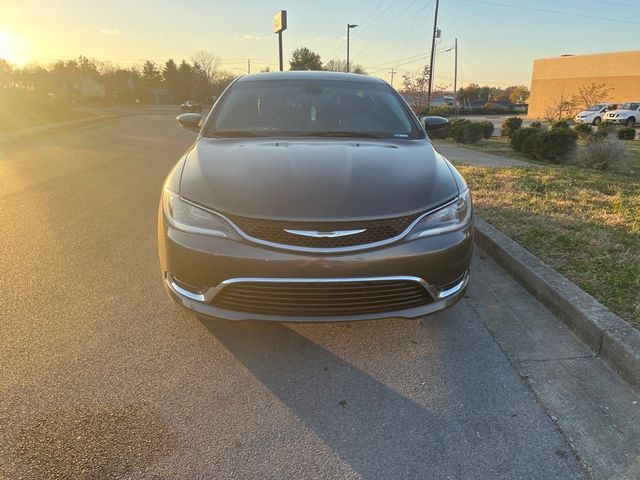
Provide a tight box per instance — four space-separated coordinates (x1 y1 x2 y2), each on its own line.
422 115 449 131
177 113 202 133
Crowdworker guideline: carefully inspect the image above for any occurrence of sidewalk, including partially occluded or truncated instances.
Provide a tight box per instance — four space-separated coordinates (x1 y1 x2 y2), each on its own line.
0 115 121 145
435 143 533 167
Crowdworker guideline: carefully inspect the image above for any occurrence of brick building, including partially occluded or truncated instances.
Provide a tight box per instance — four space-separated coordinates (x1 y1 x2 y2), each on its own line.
528 50 640 118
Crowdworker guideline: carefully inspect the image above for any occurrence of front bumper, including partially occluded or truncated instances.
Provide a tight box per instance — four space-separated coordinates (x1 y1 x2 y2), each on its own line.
158 212 474 322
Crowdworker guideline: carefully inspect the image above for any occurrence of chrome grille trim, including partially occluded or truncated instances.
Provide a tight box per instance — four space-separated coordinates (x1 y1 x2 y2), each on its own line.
178 195 458 253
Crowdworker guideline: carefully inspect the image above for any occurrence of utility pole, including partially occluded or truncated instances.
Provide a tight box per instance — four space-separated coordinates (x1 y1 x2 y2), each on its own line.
248 59 251 74
453 37 458 115
426 0 440 110
346 24 358 73
388 68 396 87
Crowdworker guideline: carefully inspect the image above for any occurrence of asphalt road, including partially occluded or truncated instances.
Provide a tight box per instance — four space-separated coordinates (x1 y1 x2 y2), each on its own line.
0 113 587 479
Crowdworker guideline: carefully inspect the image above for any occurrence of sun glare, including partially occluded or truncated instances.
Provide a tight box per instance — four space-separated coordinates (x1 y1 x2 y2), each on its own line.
0 30 25 64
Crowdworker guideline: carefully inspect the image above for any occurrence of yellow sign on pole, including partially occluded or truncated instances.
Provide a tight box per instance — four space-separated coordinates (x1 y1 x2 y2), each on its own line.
274 10 287 33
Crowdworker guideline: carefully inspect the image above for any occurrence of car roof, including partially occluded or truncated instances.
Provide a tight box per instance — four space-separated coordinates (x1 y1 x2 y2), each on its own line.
236 71 387 84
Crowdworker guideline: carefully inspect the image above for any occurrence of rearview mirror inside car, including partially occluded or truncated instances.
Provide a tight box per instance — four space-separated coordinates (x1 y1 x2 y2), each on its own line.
177 113 202 133
422 116 449 130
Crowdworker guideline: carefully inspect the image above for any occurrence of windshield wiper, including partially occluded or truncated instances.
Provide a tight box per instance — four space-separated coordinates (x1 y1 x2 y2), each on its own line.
301 131 383 139
208 130 262 138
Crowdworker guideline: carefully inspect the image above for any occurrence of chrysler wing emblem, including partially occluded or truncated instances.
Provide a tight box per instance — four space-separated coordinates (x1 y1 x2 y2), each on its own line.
284 228 367 238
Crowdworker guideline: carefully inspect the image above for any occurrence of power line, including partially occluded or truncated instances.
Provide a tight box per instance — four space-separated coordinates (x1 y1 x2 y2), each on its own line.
459 0 640 25
400 0 434 58
365 50 429 69
586 0 640 8
353 0 424 64
324 0 391 60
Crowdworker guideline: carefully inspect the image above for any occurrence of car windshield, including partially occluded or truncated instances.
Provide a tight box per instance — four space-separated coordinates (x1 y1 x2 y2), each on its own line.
587 104 606 111
206 78 423 139
621 103 639 110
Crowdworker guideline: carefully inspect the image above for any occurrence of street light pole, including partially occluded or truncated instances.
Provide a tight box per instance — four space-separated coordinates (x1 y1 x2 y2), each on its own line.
346 24 358 73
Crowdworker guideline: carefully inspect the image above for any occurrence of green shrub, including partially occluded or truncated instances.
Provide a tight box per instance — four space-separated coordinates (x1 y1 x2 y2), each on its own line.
521 128 577 163
452 125 466 142
617 127 636 141
597 120 616 138
576 137 629 170
521 132 542 159
501 117 523 137
510 127 541 152
450 118 470 129
574 123 593 140
529 121 545 130
450 118 470 142
479 120 494 139
551 119 571 130
428 121 451 139
463 122 484 144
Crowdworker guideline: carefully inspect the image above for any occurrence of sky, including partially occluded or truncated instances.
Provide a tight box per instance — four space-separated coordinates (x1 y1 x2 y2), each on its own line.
1 0 640 88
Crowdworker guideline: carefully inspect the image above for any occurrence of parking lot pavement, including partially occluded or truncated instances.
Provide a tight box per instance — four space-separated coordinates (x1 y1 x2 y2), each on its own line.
434 143 533 168
0 110 624 478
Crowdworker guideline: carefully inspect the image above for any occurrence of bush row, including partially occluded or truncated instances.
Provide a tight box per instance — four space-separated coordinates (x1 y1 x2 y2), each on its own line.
580 122 636 141
505 117 634 170
509 121 577 162
428 118 494 144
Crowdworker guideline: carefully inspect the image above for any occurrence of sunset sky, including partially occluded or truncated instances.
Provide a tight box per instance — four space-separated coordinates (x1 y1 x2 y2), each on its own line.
1 0 639 87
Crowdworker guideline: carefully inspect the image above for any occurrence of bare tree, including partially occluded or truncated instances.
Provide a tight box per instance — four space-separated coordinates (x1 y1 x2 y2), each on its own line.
544 91 579 122
571 83 613 110
191 50 221 83
323 59 367 75
400 65 430 111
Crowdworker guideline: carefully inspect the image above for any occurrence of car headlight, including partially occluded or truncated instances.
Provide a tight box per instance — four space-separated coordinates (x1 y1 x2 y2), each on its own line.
162 188 238 238
407 189 472 239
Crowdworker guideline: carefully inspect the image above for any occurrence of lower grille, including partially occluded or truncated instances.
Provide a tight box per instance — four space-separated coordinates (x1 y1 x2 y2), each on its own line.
211 280 434 316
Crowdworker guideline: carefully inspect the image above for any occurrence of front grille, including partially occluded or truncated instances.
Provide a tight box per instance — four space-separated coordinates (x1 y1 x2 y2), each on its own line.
226 213 423 249
211 280 434 316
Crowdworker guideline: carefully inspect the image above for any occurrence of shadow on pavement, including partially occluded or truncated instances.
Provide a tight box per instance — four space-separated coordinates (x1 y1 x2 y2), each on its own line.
198 309 573 479
202 318 446 479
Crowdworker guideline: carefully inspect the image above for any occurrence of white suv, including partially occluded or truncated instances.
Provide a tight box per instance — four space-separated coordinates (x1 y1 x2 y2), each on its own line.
574 103 615 125
603 102 640 127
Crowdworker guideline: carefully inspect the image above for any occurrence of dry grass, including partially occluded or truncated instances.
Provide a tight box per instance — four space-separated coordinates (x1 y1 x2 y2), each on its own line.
459 165 640 328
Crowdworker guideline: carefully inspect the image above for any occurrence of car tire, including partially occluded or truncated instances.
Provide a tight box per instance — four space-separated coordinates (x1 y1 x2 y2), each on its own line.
625 117 636 127
592 117 601 126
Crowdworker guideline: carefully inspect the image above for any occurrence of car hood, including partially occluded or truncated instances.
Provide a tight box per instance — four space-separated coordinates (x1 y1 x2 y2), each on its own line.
179 137 459 220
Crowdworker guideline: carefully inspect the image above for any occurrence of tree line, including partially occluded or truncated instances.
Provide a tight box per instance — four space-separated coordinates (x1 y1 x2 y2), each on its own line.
0 48 530 111
0 52 235 107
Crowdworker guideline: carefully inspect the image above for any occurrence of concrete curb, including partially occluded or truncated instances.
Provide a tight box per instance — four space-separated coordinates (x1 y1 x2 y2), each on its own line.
0 114 122 144
474 216 640 391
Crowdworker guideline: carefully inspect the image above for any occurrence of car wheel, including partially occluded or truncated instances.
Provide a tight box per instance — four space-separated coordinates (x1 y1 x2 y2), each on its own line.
592 117 601 126
625 117 636 127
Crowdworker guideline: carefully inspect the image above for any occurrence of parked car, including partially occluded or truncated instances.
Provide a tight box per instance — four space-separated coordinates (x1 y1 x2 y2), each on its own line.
181 100 202 113
574 103 615 125
160 71 473 323
603 102 640 126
